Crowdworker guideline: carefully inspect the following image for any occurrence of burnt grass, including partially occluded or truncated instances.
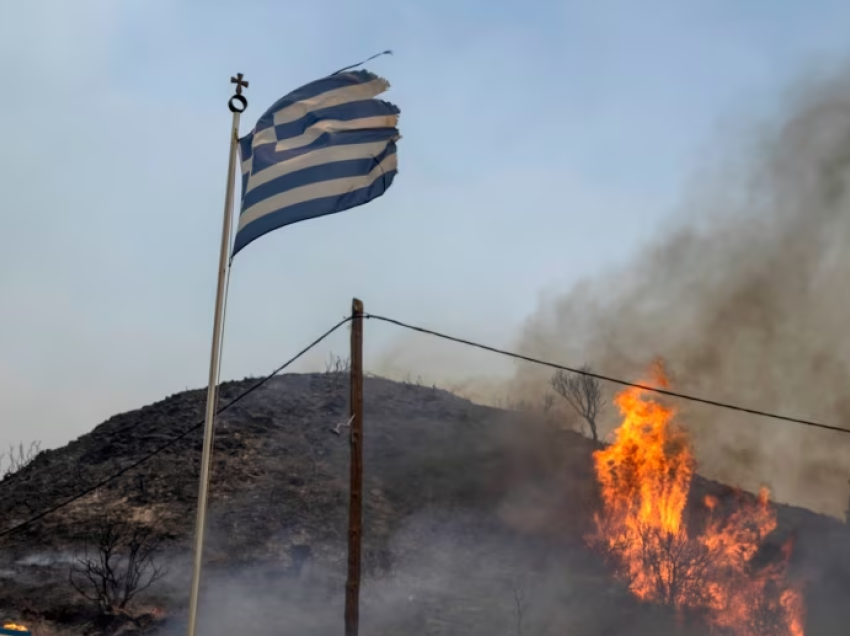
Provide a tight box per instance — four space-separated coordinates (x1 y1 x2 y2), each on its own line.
1 372 850 635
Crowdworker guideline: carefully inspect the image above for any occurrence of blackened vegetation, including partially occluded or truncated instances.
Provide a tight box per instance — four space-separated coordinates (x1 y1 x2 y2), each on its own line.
0 373 849 634
69 514 168 614
1 441 42 480
550 367 605 441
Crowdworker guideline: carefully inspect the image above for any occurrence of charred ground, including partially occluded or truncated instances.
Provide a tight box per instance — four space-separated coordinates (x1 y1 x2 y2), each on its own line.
1 371 849 635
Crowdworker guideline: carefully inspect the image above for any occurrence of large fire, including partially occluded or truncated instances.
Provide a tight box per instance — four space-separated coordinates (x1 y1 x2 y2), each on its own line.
2 625 29 633
589 363 805 635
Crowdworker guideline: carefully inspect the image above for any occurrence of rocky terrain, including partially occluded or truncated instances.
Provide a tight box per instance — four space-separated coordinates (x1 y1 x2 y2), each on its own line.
1 369 850 635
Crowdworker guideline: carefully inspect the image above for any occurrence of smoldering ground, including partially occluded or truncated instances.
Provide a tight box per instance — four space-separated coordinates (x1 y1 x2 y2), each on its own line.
143 408 655 636
505 64 850 518
7 386 846 635
157 511 674 636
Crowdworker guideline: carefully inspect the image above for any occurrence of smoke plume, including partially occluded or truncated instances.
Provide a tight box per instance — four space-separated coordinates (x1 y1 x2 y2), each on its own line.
513 66 850 517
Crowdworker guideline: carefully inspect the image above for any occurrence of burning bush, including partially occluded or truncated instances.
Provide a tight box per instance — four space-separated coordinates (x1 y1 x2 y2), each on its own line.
588 362 804 636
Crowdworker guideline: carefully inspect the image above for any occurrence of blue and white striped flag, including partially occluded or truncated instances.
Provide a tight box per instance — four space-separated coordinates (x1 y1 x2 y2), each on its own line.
232 69 400 256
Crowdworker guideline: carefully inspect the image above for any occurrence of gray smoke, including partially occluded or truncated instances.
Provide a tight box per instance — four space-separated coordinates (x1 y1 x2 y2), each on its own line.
157 510 660 636
513 65 850 517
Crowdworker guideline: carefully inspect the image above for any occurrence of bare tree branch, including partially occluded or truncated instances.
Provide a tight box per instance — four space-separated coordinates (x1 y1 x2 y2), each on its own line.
70 514 168 615
324 353 351 374
512 577 526 636
323 353 351 393
550 367 604 441
1 441 42 478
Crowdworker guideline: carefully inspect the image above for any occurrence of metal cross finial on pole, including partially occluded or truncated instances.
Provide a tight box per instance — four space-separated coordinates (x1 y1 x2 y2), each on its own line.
228 73 249 114
231 73 249 93
185 73 248 636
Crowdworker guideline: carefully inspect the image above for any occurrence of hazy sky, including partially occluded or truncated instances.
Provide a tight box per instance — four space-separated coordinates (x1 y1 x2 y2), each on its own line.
1 0 849 450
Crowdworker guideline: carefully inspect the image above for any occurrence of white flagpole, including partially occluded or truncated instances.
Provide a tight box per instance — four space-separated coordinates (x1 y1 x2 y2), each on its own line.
185 73 249 636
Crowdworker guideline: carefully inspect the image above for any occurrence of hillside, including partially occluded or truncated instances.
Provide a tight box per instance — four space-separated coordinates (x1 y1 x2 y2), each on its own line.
1 370 849 635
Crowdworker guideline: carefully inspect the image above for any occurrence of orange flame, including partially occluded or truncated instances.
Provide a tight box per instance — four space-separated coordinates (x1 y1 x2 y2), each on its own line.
3 625 29 632
589 363 804 635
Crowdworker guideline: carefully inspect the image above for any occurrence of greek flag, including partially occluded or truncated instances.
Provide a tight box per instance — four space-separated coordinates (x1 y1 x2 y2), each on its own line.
232 69 400 256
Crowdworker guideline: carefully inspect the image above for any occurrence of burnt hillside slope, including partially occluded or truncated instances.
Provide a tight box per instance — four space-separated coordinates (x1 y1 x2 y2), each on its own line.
1 371 849 635
0 372 580 551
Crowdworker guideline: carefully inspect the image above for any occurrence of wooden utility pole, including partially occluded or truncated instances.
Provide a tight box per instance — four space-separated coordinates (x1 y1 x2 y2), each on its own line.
345 298 365 636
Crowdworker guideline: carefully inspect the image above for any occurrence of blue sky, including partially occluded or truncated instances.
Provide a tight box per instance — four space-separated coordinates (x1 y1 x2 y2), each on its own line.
1 0 849 449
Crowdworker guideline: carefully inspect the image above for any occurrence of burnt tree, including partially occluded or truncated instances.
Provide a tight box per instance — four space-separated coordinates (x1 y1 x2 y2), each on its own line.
69 514 168 614
550 366 604 441
1 440 42 478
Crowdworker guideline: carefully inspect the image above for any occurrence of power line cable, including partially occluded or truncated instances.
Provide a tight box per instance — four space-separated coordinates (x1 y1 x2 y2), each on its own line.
6 309 847 539
365 313 849 436
0 316 352 539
